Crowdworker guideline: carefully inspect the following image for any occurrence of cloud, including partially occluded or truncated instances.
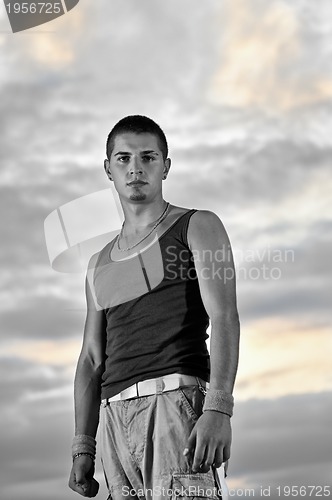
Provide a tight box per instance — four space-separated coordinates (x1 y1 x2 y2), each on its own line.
0 338 81 365
0 354 104 500
234 235 332 323
208 0 332 111
0 0 215 103
0 271 86 332
0 357 65 402
0 0 87 73
235 319 332 400
228 391 332 491
167 116 332 206
0 2 331 498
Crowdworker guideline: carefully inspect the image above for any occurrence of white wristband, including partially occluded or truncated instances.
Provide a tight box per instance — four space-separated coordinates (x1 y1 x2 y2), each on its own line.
202 389 234 417
72 434 96 459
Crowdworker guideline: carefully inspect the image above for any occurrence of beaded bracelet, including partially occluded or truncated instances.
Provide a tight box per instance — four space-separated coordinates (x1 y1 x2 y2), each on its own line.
202 389 234 417
72 434 96 460
73 452 95 462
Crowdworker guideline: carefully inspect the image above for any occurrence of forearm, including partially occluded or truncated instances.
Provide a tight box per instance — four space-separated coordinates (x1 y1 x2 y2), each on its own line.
74 355 104 438
209 311 240 393
187 312 239 470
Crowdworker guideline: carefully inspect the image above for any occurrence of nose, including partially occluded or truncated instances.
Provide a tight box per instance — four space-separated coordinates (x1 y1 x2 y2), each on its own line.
129 157 143 175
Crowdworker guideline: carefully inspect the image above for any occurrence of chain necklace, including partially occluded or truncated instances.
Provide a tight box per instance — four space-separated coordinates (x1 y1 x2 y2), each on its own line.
116 202 170 252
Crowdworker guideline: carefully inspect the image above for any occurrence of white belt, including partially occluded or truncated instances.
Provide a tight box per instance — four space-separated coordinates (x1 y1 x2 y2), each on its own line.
101 373 207 405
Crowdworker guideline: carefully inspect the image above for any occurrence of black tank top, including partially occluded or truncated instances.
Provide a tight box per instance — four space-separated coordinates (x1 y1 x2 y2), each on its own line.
93 209 210 399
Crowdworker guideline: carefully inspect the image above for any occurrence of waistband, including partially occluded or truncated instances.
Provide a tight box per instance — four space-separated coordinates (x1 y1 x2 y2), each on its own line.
101 373 207 406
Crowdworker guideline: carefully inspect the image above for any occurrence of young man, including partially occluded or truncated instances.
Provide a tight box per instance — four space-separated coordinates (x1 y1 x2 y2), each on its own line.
68 115 240 499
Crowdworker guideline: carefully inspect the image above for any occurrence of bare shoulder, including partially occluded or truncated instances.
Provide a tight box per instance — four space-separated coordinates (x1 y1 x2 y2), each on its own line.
188 210 229 243
190 209 223 225
187 210 234 268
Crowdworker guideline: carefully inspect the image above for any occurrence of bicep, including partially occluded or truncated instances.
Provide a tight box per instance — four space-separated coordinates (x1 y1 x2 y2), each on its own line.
188 211 238 321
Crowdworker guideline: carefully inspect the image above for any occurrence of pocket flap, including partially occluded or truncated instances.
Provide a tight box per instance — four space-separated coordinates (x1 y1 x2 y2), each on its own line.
171 472 220 498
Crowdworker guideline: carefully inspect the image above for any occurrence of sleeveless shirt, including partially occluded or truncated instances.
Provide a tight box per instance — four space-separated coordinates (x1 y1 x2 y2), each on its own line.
93 209 210 399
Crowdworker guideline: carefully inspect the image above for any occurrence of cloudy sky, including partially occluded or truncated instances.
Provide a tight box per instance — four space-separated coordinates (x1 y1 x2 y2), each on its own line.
0 0 331 499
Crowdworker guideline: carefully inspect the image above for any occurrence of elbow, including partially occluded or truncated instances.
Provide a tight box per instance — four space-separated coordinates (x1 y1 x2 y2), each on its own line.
211 308 240 326
77 350 104 378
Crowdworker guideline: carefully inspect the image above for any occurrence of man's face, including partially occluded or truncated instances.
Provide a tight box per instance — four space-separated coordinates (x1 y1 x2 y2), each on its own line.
104 132 170 203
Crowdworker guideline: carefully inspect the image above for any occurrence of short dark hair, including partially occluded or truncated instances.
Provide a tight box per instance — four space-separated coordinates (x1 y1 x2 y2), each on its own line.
106 115 168 161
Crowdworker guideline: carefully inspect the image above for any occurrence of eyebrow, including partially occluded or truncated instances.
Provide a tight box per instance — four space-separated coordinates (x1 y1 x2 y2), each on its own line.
114 150 159 156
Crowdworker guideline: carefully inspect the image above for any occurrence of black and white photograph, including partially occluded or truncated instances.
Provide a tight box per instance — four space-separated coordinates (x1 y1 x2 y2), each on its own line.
0 1 331 499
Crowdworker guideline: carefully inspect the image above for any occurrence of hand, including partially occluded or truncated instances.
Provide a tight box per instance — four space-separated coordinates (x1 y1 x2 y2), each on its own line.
68 455 99 497
184 411 231 473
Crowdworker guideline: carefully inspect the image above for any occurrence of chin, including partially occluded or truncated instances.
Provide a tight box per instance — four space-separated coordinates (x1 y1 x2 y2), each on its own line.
129 193 147 201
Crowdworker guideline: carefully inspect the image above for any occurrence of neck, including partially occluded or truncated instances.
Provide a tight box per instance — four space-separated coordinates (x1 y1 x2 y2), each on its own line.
116 200 170 252
121 199 168 231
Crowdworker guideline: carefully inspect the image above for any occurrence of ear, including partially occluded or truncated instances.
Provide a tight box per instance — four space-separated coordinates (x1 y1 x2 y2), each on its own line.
104 159 113 181
162 158 171 180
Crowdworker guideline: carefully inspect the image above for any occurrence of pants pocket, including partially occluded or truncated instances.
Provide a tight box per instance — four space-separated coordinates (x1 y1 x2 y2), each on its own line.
178 386 205 421
171 471 222 500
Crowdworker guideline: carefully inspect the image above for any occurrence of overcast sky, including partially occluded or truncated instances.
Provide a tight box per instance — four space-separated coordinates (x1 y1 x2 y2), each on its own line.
0 1 331 499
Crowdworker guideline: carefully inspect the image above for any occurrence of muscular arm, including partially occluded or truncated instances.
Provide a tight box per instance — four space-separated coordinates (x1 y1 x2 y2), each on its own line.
74 277 106 436
69 264 106 497
186 210 240 472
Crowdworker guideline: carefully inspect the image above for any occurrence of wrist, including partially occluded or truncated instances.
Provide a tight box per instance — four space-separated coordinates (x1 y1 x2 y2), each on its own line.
72 434 96 460
202 389 234 417
204 409 231 417
73 452 95 463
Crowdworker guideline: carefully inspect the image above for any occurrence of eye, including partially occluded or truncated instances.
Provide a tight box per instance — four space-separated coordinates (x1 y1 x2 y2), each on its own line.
142 155 155 162
117 155 130 163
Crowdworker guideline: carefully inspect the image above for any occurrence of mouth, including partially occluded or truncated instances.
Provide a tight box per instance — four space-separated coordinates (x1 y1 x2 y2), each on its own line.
127 181 148 187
